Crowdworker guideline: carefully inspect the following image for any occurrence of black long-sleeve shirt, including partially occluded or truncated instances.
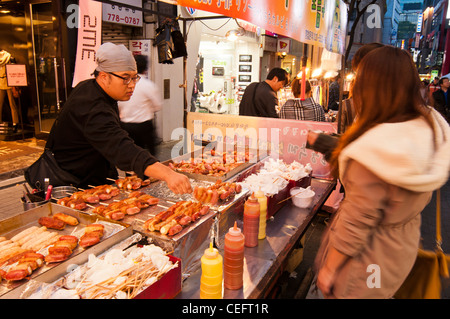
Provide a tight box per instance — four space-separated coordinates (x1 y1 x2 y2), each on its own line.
239 81 279 118
328 80 340 111
47 79 158 187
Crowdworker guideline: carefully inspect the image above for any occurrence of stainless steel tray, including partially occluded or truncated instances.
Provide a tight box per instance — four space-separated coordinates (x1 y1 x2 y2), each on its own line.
163 148 265 182
79 185 221 275
131 201 218 276
0 203 132 299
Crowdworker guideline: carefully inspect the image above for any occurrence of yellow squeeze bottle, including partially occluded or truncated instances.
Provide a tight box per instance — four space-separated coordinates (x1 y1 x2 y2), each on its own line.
200 242 223 299
255 190 267 239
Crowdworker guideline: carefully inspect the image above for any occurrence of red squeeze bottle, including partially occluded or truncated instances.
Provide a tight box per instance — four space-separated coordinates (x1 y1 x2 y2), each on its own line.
243 194 260 248
224 222 245 290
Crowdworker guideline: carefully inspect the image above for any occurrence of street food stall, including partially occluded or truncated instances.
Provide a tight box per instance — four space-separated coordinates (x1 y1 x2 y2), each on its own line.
0 0 346 300
0 113 337 299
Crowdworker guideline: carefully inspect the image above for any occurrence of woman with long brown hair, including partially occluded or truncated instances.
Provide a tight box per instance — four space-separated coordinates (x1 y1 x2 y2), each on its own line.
315 46 450 298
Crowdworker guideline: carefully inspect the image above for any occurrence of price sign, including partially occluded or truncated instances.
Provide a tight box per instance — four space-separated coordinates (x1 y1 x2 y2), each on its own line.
102 0 142 27
5 64 27 87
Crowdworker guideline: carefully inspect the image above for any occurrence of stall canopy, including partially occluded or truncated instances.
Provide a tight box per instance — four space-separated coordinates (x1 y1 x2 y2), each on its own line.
160 0 348 55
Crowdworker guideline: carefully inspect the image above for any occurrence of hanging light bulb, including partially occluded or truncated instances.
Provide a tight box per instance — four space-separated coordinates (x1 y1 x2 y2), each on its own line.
297 68 309 78
346 73 355 81
225 27 245 41
312 68 323 78
226 30 238 41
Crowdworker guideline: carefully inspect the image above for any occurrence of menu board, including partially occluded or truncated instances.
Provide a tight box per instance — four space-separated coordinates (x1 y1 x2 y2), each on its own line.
186 112 338 179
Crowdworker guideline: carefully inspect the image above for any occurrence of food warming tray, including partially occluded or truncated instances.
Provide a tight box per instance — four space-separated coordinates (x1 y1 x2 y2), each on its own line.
163 147 266 182
131 201 218 276
0 202 132 299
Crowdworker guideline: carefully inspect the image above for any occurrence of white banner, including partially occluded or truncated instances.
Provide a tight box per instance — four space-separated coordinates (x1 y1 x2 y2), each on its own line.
102 0 143 27
72 0 102 87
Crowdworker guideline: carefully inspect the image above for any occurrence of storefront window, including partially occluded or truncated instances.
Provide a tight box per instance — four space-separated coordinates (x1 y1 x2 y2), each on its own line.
192 32 260 115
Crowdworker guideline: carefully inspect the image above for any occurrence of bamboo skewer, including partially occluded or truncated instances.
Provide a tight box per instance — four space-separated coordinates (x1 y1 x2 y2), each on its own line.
74 254 168 299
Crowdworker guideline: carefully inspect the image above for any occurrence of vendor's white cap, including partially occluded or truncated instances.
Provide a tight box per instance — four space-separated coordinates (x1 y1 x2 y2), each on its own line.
95 42 137 73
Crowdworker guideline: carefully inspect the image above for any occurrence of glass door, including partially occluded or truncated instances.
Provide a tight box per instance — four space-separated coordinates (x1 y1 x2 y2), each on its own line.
30 2 66 133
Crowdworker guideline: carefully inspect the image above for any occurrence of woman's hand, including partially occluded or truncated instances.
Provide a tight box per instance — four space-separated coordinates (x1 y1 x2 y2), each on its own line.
317 265 336 298
316 246 349 298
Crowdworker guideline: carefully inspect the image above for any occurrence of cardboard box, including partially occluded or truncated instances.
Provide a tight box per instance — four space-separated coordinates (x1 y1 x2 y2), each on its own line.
134 255 182 299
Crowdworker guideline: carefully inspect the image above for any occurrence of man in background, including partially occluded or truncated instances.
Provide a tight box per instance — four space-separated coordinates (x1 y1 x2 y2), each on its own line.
428 76 440 95
432 76 450 123
327 74 341 111
118 55 162 156
239 67 289 118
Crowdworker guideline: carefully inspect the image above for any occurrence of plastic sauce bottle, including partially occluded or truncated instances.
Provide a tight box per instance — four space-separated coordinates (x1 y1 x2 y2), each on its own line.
200 242 223 299
224 222 245 290
254 190 267 240
243 194 260 247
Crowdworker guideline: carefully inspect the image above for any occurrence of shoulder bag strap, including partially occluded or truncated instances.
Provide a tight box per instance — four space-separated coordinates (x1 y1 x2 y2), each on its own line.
435 188 449 278
436 188 442 249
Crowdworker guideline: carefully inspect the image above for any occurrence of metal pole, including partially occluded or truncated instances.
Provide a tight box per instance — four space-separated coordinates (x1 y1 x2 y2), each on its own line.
337 54 345 134
182 18 188 154
300 44 308 100
183 19 188 129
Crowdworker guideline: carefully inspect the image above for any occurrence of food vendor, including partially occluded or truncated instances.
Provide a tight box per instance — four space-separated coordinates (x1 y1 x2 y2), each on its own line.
45 42 192 194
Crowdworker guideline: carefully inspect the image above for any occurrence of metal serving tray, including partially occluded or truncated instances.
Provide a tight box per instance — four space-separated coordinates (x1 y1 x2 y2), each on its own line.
0 203 132 299
130 198 218 276
163 147 265 182
118 181 250 276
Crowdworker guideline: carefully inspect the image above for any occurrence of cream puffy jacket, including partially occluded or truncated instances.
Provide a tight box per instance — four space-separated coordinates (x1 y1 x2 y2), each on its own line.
316 108 450 299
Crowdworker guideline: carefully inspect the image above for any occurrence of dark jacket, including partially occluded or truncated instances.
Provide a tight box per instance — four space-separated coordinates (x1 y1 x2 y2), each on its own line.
432 89 450 122
327 80 340 111
47 79 158 187
239 81 279 118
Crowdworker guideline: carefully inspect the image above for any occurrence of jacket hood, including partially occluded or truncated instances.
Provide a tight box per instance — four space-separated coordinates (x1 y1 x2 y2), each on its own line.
339 108 450 192
0 50 11 66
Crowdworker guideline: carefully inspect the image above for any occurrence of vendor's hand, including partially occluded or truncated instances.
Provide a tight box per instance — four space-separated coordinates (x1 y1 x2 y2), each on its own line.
317 265 336 299
144 162 192 194
165 170 192 194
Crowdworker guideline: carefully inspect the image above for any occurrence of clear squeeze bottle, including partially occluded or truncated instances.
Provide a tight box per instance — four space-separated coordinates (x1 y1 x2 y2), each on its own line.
224 222 245 290
200 242 223 299
243 194 260 247
254 190 267 240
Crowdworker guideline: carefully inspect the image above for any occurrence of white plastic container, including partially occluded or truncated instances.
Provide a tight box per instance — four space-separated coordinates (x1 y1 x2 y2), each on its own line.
290 187 315 208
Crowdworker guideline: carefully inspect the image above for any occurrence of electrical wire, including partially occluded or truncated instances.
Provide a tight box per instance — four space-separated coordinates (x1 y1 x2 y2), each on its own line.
186 17 233 37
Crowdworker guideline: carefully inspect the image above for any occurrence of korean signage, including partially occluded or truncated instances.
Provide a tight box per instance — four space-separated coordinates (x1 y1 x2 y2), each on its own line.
416 13 423 33
72 0 102 87
129 40 151 57
102 0 143 27
186 112 338 179
168 0 348 54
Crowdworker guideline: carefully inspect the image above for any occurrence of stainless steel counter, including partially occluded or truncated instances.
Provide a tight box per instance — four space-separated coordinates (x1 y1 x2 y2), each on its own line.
176 177 336 299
